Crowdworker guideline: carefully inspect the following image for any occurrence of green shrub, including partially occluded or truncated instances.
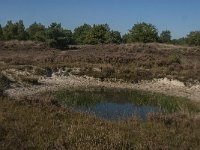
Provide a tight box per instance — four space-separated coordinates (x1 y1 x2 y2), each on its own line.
168 54 181 64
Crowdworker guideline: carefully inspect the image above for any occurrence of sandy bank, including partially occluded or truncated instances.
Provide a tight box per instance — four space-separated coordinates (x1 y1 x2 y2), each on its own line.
5 74 200 102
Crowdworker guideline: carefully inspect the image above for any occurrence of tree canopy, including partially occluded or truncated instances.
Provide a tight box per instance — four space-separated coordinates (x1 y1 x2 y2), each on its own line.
0 20 200 48
86 24 111 44
160 30 171 43
129 22 159 43
27 22 46 42
186 31 200 46
73 24 92 44
2 21 19 40
122 33 132 43
73 24 122 45
2 20 27 40
108 31 122 44
16 20 28 40
0 25 3 40
46 22 73 49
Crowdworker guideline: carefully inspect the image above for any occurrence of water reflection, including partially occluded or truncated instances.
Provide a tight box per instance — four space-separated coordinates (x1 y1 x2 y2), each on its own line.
56 89 160 121
77 102 158 121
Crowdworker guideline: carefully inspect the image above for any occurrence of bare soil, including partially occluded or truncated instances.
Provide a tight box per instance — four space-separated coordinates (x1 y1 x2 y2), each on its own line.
4 74 200 101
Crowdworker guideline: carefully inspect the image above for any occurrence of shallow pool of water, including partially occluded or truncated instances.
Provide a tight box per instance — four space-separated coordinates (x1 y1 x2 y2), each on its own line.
55 89 160 121
77 102 158 121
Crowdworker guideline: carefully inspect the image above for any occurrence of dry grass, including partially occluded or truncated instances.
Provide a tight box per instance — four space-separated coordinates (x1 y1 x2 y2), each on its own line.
0 41 200 82
0 96 200 149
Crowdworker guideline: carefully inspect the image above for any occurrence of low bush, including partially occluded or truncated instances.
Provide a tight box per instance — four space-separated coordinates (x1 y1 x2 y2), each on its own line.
168 54 181 64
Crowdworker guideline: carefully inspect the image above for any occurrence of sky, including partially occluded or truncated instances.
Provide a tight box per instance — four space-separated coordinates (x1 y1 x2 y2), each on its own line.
0 0 200 39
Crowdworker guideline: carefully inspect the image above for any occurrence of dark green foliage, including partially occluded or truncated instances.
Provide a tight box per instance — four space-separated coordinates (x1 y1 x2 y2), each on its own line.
73 24 92 44
129 22 159 43
3 21 19 40
86 24 111 44
74 24 121 44
108 30 122 44
168 54 181 64
186 31 200 46
0 25 3 40
171 37 187 45
27 22 46 42
160 30 171 43
1 19 200 47
2 20 27 40
46 22 73 49
122 33 132 43
16 20 28 40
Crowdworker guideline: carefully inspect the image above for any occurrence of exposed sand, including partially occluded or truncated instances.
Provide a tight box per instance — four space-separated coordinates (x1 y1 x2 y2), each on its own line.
5 74 200 102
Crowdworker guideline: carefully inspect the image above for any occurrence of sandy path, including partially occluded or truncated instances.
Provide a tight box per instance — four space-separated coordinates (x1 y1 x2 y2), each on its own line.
5 75 200 102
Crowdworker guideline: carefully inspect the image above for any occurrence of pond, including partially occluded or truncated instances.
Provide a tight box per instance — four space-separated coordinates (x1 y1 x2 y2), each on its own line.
53 88 197 121
77 102 158 121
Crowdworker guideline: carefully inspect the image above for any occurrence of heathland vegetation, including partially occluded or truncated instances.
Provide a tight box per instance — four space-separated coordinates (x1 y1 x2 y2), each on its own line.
1 20 200 149
1 20 200 49
0 96 199 149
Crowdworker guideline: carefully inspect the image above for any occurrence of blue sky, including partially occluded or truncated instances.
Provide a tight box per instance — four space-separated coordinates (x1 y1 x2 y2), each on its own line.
0 0 200 38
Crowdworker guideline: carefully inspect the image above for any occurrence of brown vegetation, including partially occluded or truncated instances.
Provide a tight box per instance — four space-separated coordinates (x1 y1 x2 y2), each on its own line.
0 96 200 149
1 41 200 149
0 41 200 83
0 74 11 96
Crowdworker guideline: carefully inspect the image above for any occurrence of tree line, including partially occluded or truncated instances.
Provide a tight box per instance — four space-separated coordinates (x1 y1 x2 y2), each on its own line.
0 20 200 49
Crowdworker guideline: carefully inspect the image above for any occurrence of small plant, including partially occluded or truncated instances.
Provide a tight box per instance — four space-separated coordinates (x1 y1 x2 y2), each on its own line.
168 54 181 64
